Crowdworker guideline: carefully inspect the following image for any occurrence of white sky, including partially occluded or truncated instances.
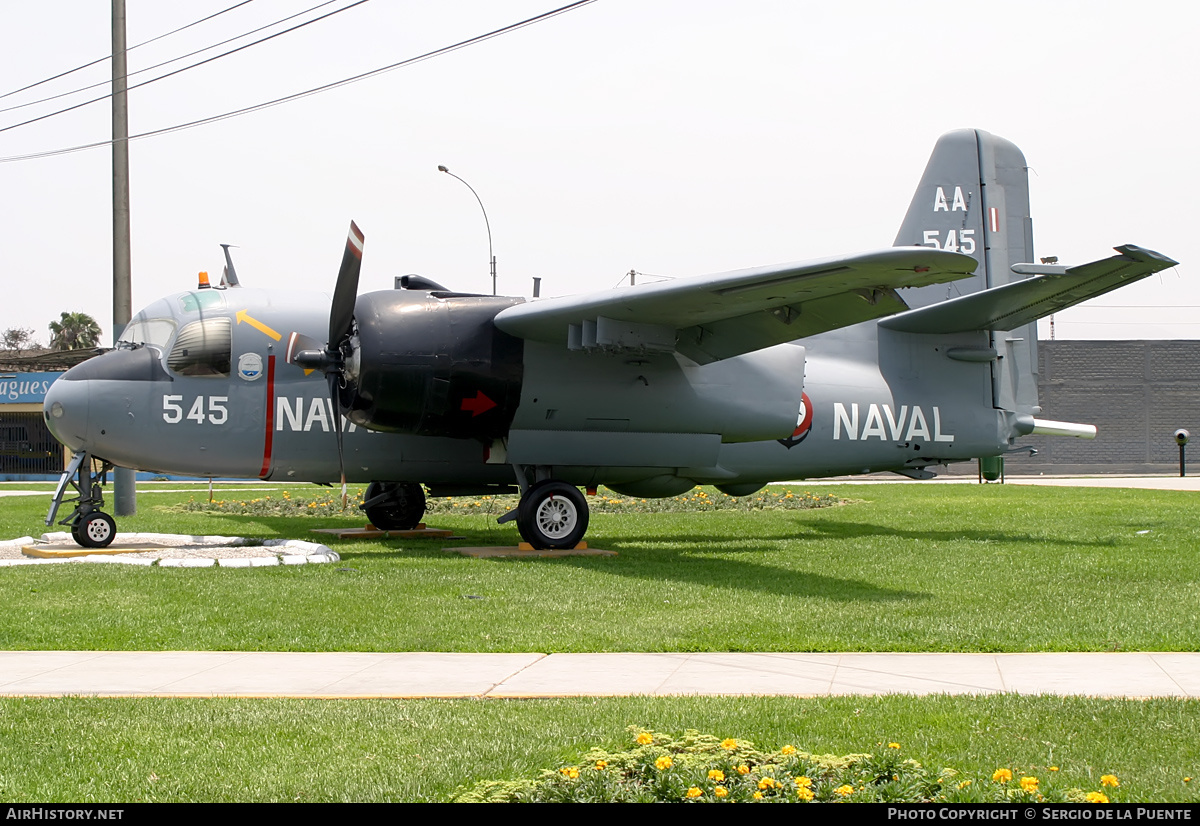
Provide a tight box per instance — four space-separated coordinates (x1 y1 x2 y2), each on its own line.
0 0 1195 345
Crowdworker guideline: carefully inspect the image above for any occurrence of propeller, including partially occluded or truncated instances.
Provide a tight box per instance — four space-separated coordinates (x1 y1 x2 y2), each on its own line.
291 221 365 508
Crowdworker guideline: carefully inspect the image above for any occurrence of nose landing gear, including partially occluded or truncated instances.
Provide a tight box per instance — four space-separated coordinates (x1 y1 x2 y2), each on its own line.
46 451 118 549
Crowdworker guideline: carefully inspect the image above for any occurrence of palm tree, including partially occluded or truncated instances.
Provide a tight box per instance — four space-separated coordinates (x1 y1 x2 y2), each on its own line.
48 312 102 350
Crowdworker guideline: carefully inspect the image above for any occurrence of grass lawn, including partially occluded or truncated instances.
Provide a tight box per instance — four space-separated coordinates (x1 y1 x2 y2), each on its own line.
1 694 1197 802
2 481 1198 802
1 482 1197 652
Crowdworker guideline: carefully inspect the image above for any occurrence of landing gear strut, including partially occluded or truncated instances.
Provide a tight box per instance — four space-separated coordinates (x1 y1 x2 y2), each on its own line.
46 451 118 549
360 481 427 530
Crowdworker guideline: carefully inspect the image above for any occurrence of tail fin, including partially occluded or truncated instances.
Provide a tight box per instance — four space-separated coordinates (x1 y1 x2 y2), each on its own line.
892 129 1039 413
893 129 1034 307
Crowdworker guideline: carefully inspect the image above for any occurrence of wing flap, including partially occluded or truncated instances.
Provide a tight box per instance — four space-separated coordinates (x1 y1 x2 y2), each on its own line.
494 247 976 362
879 245 1177 334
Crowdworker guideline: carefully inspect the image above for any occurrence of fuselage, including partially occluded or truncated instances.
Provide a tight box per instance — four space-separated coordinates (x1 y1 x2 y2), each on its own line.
43 284 1020 493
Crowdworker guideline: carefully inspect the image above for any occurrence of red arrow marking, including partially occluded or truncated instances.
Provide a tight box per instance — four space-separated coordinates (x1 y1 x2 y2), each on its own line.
461 390 497 417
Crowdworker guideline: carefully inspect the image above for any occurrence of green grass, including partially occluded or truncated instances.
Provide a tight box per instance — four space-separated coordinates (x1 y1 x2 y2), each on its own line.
3 483 1199 651
0 694 1196 802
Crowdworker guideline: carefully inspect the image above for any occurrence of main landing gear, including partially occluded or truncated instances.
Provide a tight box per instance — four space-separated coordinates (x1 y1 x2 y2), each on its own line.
501 471 590 550
360 481 427 530
46 451 118 549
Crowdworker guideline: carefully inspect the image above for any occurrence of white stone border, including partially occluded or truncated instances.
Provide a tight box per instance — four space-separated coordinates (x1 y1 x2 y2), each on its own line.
0 533 340 567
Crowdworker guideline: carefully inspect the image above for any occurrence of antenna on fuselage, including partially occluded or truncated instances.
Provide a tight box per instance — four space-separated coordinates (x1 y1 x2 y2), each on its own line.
220 244 241 288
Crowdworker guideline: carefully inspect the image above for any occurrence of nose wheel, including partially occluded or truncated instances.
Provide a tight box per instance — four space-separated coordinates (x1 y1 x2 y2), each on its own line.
516 480 589 550
46 451 120 549
72 511 117 549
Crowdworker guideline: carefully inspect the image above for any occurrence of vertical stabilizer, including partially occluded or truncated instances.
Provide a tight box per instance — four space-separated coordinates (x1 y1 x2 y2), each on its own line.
893 129 1039 413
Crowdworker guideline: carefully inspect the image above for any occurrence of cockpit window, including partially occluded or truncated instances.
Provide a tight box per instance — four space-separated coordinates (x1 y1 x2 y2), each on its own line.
167 317 231 377
119 316 176 349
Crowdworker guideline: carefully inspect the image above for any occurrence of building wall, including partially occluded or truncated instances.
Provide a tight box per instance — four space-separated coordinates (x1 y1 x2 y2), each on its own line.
980 341 1200 475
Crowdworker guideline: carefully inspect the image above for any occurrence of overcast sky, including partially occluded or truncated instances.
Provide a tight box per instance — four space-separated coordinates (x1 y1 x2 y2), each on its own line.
1 0 1194 345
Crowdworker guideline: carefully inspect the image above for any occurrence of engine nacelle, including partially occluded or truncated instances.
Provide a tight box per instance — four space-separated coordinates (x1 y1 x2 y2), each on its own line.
342 290 524 439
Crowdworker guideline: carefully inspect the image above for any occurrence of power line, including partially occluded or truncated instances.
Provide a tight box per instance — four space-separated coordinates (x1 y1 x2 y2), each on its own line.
0 1 342 116
0 1 256 102
0 0 371 136
0 0 598 164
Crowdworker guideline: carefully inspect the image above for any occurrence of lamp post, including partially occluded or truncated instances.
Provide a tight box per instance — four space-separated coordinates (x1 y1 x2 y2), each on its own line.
438 165 496 296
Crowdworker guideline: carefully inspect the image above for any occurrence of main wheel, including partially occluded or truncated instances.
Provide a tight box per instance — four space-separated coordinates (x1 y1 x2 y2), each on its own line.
73 511 116 549
361 482 426 530
516 481 589 550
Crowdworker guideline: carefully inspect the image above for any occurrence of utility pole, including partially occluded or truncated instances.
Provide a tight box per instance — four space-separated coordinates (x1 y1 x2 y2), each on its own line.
112 0 136 516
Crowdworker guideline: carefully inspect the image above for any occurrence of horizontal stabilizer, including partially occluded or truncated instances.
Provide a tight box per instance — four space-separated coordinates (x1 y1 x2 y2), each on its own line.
879 245 1177 334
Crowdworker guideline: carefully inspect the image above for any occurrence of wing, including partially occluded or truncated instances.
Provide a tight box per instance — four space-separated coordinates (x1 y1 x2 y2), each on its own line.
493 247 976 363
879 245 1178 334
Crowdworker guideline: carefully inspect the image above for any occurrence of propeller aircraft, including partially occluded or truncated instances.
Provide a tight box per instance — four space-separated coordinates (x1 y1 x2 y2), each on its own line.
42 129 1176 550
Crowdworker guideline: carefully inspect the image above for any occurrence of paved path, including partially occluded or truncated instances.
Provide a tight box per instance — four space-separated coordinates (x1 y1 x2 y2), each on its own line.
2 651 1197 699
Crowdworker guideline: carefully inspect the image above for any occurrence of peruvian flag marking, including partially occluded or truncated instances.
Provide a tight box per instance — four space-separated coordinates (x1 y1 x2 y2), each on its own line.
988 207 1000 233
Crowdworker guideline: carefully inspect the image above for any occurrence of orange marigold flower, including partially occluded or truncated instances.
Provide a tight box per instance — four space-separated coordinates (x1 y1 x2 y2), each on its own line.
655 756 673 771
714 786 728 798
758 777 779 790
992 768 1014 783
1020 776 1039 792
1101 775 1120 788
753 792 764 800
781 745 797 755
888 742 901 749
594 760 607 771
737 764 750 775
636 732 653 746
795 776 813 788
686 787 703 799
796 786 815 801
708 769 725 782
834 784 854 797
720 738 738 750
1086 792 1110 803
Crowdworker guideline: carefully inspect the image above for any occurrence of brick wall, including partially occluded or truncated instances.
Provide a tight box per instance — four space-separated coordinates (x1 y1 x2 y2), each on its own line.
967 340 1200 475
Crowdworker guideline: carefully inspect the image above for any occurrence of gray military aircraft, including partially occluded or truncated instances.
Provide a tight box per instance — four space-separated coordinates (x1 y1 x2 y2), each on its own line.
42 129 1176 550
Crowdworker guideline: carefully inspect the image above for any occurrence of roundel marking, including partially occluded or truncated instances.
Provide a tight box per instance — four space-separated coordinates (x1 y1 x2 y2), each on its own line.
777 391 813 449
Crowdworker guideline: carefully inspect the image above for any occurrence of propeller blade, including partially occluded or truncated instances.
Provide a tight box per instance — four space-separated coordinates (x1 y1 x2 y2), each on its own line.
329 221 365 347
328 372 347 511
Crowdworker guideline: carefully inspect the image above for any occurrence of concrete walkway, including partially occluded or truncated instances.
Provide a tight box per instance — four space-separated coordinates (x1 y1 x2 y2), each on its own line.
1 651 1197 699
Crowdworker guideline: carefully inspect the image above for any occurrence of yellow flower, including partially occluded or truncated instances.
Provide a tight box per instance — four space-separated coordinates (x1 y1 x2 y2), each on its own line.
796 786 814 801
708 769 725 782
737 764 750 775
1049 766 1059 772
758 777 779 790
888 742 901 749
992 768 1013 783
636 732 653 745
594 760 607 771
1101 774 1120 788
558 766 580 779
753 792 764 800
958 780 972 789
1020 776 1039 793
720 738 738 750
835 784 854 797
781 745 797 755
686 787 703 799
795 776 813 788
655 756 673 771
714 786 728 798
1086 792 1110 804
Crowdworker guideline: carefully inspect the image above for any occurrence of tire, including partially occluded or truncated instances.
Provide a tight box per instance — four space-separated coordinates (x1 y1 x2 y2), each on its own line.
361 482 426 530
516 481 589 550
74 511 116 549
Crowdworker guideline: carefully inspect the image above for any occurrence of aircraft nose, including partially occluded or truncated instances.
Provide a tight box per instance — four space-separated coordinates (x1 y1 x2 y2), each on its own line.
44 374 90 452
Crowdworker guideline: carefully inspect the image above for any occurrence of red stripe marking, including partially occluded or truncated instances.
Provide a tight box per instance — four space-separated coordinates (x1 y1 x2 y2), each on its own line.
989 207 1000 233
259 354 276 478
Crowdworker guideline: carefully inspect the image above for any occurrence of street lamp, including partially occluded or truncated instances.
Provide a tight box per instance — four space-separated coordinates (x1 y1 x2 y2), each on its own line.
438 165 496 296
